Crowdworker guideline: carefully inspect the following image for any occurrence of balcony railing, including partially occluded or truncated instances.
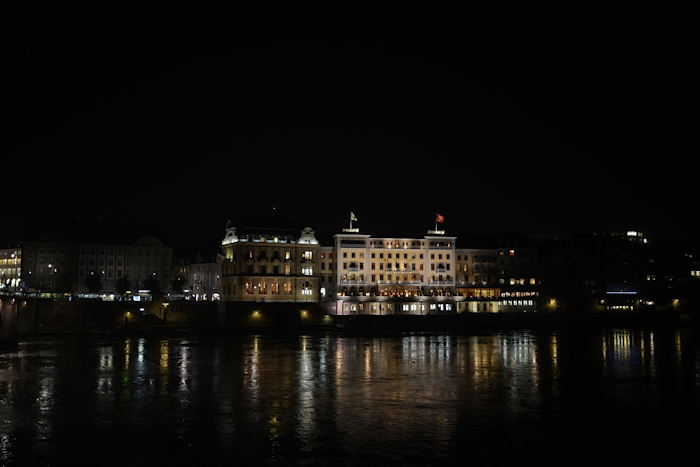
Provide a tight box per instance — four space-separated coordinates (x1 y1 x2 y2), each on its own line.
339 280 431 287
427 281 455 286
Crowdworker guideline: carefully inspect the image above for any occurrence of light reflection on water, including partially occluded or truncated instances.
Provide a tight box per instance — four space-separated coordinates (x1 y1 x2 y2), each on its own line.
0 329 698 466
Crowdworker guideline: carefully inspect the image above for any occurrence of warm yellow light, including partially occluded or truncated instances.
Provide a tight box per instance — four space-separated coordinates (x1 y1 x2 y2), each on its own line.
252 311 261 318
300 310 309 318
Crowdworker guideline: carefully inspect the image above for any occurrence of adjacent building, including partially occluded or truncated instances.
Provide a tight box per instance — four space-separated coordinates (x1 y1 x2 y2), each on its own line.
536 230 695 314
220 221 321 303
19 220 173 297
0 247 21 292
174 251 223 300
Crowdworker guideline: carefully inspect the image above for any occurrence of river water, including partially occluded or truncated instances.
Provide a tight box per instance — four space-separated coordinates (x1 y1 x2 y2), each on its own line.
1 329 698 466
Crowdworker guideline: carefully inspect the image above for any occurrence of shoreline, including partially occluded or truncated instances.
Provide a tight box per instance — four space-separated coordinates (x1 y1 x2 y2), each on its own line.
4 312 695 343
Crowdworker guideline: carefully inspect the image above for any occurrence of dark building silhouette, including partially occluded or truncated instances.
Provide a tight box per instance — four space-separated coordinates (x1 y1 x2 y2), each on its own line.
537 230 695 315
19 219 173 296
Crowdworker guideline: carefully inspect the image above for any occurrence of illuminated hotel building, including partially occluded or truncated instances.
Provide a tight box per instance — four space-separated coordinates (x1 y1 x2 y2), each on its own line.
327 227 535 315
220 223 321 302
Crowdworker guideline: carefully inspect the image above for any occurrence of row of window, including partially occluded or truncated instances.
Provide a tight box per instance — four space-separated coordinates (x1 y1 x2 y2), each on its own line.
501 300 535 306
342 302 456 313
340 274 454 283
342 252 454 260
79 248 168 257
501 278 537 285
241 265 314 275
79 258 166 267
457 255 497 262
225 280 315 295
340 262 451 271
78 269 162 279
244 250 314 260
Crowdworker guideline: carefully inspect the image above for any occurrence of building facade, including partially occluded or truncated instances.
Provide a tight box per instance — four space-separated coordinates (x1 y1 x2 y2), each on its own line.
320 227 539 315
20 236 173 296
329 231 459 315
0 248 21 292
175 254 223 301
220 224 320 302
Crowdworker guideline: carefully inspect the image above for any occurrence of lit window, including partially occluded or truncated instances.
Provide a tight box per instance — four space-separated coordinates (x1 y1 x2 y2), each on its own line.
302 281 313 295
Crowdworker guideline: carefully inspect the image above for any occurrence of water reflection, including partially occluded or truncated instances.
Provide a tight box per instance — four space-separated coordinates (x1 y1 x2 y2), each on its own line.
0 329 697 466
158 339 169 396
598 329 692 382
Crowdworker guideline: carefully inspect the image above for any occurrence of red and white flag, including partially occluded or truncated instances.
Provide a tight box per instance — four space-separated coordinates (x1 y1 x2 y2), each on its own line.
436 213 445 223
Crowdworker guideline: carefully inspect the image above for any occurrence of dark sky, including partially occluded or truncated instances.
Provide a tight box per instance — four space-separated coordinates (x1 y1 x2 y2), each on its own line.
6 3 699 248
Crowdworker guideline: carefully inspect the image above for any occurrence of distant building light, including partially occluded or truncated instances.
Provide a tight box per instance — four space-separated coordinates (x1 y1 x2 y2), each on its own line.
627 231 639 237
606 291 638 295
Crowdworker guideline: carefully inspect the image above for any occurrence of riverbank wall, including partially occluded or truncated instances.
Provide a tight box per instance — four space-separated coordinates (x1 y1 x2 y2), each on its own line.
1 297 697 342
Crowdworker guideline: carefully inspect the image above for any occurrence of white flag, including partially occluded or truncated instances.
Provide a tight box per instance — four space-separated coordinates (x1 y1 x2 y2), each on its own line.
350 212 358 222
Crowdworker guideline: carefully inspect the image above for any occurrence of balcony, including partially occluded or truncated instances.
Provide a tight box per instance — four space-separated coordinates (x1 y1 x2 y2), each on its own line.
428 281 455 286
376 280 424 286
339 280 368 286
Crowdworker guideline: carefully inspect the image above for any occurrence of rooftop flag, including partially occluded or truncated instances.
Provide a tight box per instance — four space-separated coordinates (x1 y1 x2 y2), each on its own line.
436 213 445 223
350 212 358 222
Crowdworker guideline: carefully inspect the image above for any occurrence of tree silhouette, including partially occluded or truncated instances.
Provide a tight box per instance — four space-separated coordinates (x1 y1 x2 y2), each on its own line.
171 275 185 294
116 277 131 296
85 271 102 293
143 275 162 299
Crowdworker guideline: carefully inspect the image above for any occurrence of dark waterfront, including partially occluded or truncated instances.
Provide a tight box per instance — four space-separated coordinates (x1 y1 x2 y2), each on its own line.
1 329 698 466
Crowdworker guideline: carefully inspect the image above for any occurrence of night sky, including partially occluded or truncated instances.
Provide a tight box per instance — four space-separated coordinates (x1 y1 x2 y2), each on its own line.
7 3 699 248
